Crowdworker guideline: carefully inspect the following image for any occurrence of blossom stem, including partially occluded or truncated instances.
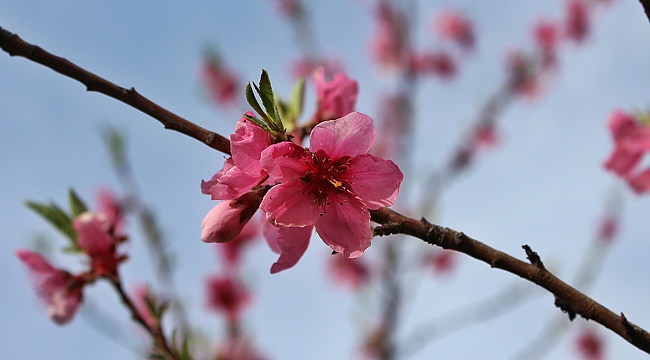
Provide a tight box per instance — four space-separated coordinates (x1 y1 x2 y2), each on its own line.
110 279 179 360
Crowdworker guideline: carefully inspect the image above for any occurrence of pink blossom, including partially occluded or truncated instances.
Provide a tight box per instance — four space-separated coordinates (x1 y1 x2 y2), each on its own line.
432 10 475 49
313 67 359 122
575 329 604 360
265 224 314 274
426 250 457 276
202 115 272 200
597 216 619 242
16 249 84 325
565 0 591 43
205 274 251 324
260 112 403 269
410 51 457 79
201 191 262 244
603 110 650 194
328 253 371 291
270 0 304 20
200 56 239 107
533 20 560 69
97 188 124 234
290 56 343 80
74 212 121 277
370 3 408 70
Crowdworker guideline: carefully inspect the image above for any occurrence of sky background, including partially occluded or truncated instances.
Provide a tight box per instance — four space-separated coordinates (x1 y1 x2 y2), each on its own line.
1 0 649 359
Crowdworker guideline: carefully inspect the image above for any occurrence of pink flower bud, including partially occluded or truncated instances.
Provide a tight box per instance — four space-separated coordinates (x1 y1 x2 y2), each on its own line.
201 192 262 243
313 67 359 122
205 274 251 324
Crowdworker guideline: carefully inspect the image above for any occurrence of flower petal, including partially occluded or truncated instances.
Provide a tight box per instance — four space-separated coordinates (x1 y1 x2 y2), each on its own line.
310 112 376 160
315 192 372 258
16 249 57 274
629 168 650 195
604 147 641 178
231 114 271 177
201 158 235 195
270 226 313 274
260 142 311 182
260 181 322 227
210 166 264 200
344 154 403 210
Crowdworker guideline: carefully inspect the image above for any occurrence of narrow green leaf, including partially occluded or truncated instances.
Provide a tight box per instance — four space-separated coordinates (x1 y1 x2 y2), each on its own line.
25 201 78 245
258 70 284 133
289 77 305 120
245 82 271 124
68 188 88 217
244 114 271 133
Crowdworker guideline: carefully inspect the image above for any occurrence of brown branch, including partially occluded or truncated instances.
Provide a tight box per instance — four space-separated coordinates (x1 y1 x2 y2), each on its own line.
4 24 649 356
110 279 179 360
0 26 231 155
370 207 650 355
641 0 650 23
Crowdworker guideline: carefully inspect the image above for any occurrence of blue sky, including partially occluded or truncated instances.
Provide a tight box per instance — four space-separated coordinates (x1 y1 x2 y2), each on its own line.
1 1 649 359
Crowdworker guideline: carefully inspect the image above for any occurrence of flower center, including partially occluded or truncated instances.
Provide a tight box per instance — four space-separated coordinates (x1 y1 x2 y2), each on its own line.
299 149 351 207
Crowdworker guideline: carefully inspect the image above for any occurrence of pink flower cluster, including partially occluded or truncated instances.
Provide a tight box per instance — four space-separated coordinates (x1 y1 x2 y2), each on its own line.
603 110 650 195
202 112 403 273
200 55 239 108
16 190 125 324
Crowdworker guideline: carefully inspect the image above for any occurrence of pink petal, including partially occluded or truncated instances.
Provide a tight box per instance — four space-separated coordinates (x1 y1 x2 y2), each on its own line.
315 192 372 258
604 148 641 178
344 154 403 210
16 249 57 274
230 114 271 178
629 168 650 195
263 220 281 254
260 142 311 182
260 181 322 227
201 158 235 195
48 290 82 325
73 212 113 258
608 110 650 152
270 226 313 274
310 112 376 160
210 166 264 200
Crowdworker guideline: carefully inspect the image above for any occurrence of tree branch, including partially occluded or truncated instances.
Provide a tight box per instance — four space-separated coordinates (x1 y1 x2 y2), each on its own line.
0 26 231 155
370 207 650 355
640 0 650 23
3 25 649 356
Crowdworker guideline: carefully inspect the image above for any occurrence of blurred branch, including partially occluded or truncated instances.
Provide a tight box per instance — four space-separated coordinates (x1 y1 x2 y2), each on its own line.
4 24 649 356
370 207 650 355
0 26 230 155
398 282 537 359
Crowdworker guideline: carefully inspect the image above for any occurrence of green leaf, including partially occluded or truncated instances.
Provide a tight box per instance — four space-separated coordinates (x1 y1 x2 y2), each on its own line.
289 77 305 120
25 201 78 247
68 188 88 217
245 82 271 124
257 70 284 133
243 113 271 133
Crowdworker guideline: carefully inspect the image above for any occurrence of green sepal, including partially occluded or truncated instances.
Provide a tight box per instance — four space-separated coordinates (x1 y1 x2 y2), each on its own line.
25 200 81 252
68 188 88 217
245 82 272 125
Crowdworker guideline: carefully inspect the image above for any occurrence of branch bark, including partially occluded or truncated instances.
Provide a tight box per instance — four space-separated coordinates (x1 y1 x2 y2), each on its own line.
370 207 650 355
3 26 650 356
641 0 650 23
0 26 230 155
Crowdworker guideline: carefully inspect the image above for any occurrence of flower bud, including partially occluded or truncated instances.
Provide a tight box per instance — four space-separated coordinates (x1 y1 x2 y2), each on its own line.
201 191 262 243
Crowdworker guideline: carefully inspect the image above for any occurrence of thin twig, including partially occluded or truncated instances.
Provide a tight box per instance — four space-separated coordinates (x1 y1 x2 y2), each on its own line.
0 26 230 155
